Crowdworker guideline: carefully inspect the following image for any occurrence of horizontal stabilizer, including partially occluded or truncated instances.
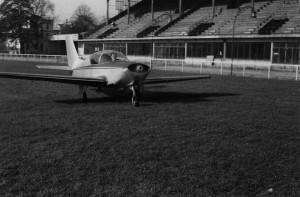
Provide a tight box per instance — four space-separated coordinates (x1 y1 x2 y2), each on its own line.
36 65 72 70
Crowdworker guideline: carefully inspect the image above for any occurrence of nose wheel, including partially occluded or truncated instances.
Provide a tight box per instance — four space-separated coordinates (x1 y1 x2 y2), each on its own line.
132 96 139 107
130 83 143 107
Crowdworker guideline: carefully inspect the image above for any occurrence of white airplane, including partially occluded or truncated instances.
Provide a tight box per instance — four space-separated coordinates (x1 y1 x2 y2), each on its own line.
0 36 210 106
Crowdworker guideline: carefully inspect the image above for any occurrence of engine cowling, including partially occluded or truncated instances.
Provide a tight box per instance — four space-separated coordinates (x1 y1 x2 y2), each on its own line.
128 63 150 73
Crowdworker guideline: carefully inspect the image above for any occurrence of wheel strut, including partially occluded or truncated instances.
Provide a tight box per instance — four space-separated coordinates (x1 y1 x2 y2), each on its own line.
131 84 142 107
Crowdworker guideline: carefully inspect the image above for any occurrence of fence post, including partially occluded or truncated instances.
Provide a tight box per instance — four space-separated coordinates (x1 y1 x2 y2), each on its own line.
150 59 152 69
165 60 167 71
200 62 203 73
296 66 299 81
181 60 184 72
220 62 223 75
268 65 271 79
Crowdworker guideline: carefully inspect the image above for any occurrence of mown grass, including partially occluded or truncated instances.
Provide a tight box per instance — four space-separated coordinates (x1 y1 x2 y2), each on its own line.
0 60 299 196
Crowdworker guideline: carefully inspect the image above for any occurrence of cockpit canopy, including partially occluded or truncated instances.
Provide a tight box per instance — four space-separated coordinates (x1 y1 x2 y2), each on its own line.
90 50 129 65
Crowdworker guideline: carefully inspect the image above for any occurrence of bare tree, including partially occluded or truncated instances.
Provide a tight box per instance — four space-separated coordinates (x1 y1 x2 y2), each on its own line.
70 4 97 33
31 0 55 18
71 4 96 20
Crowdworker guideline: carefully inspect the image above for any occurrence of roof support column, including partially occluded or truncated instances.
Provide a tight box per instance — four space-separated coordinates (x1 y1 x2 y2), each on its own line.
106 0 109 25
151 0 154 22
179 0 182 18
127 0 131 24
212 0 215 20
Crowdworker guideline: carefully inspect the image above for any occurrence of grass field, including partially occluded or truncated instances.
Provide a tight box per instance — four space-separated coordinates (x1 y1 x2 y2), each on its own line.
0 60 299 196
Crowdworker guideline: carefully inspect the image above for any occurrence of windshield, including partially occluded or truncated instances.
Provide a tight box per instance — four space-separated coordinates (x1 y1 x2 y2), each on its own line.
90 51 128 65
112 51 128 61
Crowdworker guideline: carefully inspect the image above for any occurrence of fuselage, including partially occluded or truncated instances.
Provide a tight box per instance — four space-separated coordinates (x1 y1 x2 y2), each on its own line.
72 61 150 88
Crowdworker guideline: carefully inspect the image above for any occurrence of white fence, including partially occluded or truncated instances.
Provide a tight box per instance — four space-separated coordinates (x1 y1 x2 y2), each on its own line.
135 58 300 81
0 53 67 63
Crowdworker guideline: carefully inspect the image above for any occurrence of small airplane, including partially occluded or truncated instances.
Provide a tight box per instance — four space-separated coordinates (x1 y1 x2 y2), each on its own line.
0 36 210 106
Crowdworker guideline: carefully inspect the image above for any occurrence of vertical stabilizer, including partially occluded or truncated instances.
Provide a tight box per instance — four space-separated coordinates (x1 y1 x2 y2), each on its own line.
65 35 83 70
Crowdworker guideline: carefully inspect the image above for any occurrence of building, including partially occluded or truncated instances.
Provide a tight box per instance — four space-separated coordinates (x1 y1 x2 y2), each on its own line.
49 0 300 69
0 41 7 53
24 17 59 54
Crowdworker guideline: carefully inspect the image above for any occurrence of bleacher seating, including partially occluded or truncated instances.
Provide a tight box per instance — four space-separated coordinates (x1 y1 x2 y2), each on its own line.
84 0 300 39
157 6 224 37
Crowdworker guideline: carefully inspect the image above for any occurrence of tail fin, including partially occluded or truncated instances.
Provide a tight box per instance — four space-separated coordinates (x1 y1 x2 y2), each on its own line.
65 35 83 70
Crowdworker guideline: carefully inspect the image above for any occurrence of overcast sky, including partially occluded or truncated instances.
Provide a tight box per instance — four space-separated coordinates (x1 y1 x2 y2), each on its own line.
52 0 106 22
0 0 107 23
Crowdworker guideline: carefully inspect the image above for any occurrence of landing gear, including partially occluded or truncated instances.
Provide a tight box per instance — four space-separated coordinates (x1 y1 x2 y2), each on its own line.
130 82 143 107
79 85 88 103
83 92 87 103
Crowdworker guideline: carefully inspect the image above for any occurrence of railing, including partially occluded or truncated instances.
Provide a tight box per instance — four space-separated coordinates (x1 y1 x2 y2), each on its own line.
1 53 299 81
0 53 67 63
257 12 287 34
133 58 300 81
187 17 213 35
153 4 204 36
138 13 171 32
83 0 147 39
257 14 274 30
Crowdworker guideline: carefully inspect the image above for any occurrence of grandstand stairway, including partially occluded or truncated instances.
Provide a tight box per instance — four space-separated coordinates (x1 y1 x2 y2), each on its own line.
188 21 214 36
155 5 223 37
272 0 300 34
203 1 278 35
258 15 288 34
97 27 119 39
136 12 170 38
107 13 154 38
85 0 148 39
137 25 160 38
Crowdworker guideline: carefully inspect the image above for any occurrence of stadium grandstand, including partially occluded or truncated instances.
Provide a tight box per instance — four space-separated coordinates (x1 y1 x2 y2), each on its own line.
50 0 300 70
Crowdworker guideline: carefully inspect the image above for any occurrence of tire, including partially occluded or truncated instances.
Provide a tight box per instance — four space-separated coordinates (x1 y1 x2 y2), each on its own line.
83 92 87 103
132 96 139 107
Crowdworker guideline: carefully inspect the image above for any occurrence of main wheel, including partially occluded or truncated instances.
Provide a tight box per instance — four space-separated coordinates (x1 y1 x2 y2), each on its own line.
82 92 87 103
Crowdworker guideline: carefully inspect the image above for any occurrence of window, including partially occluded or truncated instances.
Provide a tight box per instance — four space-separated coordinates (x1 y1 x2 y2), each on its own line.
84 43 103 54
128 43 152 56
187 43 223 58
155 43 185 59
273 42 300 64
226 42 271 60
90 51 128 64
104 43 126 54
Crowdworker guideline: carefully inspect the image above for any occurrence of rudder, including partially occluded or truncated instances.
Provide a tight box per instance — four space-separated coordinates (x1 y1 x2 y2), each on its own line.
65 35 83 70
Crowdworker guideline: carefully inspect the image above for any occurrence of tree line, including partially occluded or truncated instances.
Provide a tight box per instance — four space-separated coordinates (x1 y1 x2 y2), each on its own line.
0 0 100 53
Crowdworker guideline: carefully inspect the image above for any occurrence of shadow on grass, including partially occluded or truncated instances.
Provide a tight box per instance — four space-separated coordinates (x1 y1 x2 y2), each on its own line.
55 91 240 105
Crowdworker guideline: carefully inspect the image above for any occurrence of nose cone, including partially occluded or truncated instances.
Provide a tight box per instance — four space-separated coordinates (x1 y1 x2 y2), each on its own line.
128 63 150 73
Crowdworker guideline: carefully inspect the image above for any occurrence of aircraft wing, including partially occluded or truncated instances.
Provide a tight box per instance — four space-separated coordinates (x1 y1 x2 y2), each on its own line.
36 65 72 70
144 75 211 85
0 72 107 87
